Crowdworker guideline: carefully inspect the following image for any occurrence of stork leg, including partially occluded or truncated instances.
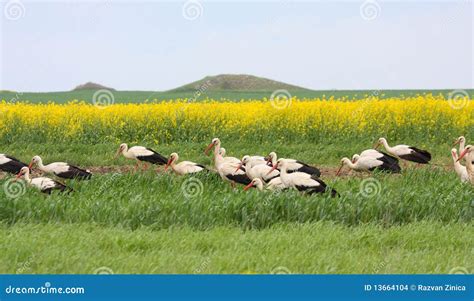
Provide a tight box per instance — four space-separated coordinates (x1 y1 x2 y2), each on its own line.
231 181 236 189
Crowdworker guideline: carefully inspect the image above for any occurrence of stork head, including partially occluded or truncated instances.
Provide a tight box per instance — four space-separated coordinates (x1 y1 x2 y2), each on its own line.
267 158 284 175
29 155 41 169
114 143 128 159
204 138 220 155
453 136 466 147
336 157 351 176
351 154 360 163
16 166 30 180
265 152 277 166
234 155 249 173
244 178 263 191
165 153 179 170
457 145 472 162
374 137 386 149
219 148 226 157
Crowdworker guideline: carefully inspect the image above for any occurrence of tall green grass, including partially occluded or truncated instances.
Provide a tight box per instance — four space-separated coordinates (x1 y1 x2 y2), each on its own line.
1 169 472 230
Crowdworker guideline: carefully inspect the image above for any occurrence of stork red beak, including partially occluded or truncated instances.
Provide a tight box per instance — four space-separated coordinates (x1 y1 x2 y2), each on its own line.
266 164 277 175
204 143 214 155
28 162 33 170
243 182 254 191
373 142 380 150
164 158 173 171
452 139 460 146
336 164 344 176
234 163 242 173
15 171 22 180
114 148 121 159
457 149 468 162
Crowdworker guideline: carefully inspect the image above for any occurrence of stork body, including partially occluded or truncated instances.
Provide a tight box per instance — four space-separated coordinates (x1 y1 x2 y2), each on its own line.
0 154 27 174
451 149 469 183
115 143 167 170
29 156 91 180
338 155 401 175
375 138 431 164
165 153 206 175
457 145 474 185
241 156 280 183
269 159 338 196
266 152 321 177
243 177 285 191
215 149 251 186
352 149 399 169
16 167 72 194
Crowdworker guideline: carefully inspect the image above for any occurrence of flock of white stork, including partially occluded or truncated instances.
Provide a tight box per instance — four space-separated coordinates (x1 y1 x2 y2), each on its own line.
0 136 472 195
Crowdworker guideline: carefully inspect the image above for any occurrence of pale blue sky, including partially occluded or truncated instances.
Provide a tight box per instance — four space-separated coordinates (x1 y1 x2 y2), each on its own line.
0 0 472 91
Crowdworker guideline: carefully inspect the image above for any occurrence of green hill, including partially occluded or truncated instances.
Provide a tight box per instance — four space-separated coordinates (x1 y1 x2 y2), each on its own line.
169 74 312 92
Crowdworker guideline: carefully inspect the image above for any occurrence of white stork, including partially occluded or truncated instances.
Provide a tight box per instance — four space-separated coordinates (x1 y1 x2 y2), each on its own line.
243 177 286 191
457 145 474 185
16 167 72 194
337 155 401 175
0 154 27 174
204 138 240 166
453 136 467 153
454 136 473 164
375 137 431 164
268 159 338 196
115 143 167 171
29 155 92 180
451 148 469 183
352 149 399 167
265 152 321 177
239 155 280 183
215 149 251 186
164 153 206 175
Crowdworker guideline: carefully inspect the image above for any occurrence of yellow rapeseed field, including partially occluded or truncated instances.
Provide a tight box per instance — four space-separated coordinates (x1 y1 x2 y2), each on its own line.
0 95 472 144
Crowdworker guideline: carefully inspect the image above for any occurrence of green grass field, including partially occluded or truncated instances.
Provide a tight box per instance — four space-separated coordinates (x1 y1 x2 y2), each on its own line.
2 89 472 104
0 150 473 273
1 222 472 274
